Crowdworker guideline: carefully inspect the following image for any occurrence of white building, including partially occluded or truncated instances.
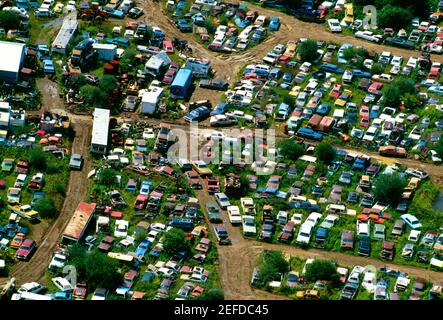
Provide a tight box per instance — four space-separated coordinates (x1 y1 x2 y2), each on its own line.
92 43 117 61
9 109 27 128
141 86 164 114
0 41 26 83
91 108 110 155
51 13 78 54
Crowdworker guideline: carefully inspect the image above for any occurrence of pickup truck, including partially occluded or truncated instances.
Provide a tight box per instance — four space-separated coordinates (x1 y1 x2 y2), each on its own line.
199 79 229 91
8 204 39 220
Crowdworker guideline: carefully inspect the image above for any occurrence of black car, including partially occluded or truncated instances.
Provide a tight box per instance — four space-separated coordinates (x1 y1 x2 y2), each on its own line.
128 7 143 18
260 219 274 242
315 228 328 247
199 79 229 91
360 194 374 207
400 137 413 148
358 239 371 256
347 192 359 204
312 71 326 80
396 200 410 213
384 37 415 49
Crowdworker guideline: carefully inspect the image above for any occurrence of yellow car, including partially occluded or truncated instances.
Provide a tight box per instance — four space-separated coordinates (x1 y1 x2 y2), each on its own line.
284 43 297 58
342 3 354 25
8 204 39 220
334 89 353 107
54 3 64 13
289 85 301 97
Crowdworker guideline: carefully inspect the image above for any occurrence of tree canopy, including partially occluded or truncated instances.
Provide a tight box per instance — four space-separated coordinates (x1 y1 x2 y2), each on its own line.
315 143 336 164
373 173 407 206
163 228 192 256
278 139 305 161
0 11 20 31
98 168 118 187
256 250 289 288
297 39 318 63
34 197 57 219
29 149 47 171
377 5 412 30
305 260 340 287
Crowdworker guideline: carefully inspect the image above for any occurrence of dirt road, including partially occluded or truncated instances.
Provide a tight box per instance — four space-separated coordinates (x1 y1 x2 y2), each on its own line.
10 120 92 286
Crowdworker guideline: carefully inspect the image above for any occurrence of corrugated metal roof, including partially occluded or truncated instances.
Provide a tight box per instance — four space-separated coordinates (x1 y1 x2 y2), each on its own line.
91 108 110 146
0 41 25 74
62 202 96 241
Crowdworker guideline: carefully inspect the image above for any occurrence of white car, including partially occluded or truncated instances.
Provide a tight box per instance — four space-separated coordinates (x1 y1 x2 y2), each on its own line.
363 59 374 70
406 56 419 68
430 150 442 163
150 222 166 233
363 126 378 142
355 31 382 43
328 19 342 32
227 205 242 225
17 282 46 294
240 197 255 215
296 223 313 244
405 168 428 179
305 212 322 227
291 213 303 225
114 219 129 238
66 0 76 11
242 215 257 237
357 220 370 237
52 277 73 292
408 230 421 243
391 56 403 66
48 253 67 270
214 192 230 209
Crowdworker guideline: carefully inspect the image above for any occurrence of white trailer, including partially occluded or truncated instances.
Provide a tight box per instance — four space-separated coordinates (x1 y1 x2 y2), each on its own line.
140 87 164 114
93 43 117 61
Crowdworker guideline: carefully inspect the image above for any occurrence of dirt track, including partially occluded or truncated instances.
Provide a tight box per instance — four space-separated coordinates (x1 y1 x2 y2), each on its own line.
9 120 92 286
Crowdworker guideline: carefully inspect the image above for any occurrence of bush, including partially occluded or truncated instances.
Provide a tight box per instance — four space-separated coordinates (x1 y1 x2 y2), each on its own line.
0 11 20 31
433 136 443 159
54 182 66 196
98 168 118 187
256 250 289 288
315 143 336 164
46 162 63 174
377 5 412 30
163 228 192 256
373 173 407 206
34 197 57 219
305 260 340 287
196 288 224 300
278 139 305 161
297 39 318 62
29 149 47 171
370 63 385 75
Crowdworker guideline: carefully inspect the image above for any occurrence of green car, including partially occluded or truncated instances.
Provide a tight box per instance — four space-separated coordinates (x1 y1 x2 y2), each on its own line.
206 201 222 223
1 158 15 172
373 224 386 241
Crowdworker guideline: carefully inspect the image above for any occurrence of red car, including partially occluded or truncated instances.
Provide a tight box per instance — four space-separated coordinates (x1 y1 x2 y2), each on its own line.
359 105 369 118
368 82 383 93
169 62 179 72
329 84 342 99
134 194 148 210
206 176 220 194
162 69 176 84
162 40 174 53
292 107 303 117
15 239 36 260
10 233 25 249
360 116 370 127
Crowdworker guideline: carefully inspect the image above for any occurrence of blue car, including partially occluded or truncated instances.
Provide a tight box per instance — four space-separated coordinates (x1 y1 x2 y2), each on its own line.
43 59 55 74
53 292 72 300
319 64 345 74
211 102 228 115
352 69 371 78
183 106 211 122
352 158 367 170
316 104 330 115
296 128 323 140
109 9 125 19
269 17 280 31
134 239 151 258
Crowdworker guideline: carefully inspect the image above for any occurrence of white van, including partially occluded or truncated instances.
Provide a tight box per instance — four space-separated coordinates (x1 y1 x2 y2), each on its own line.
52 277 74 292
11 292 52 300
326 204 347 214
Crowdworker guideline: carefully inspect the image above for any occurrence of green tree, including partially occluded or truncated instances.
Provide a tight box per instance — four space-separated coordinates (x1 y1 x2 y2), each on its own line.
79 85 107 109
278 139 305 161
297 39 318 62
99 75 118 95
382 85 401 108
196 288 224 300
0 11 20 31
34 197 57 219
433 136 443 159
305 260 340 287
29 149 47 171
373 173 407 206
263 250 289 274
370 63 385 75
119 49 137 70
163 228 192 256
315 143 336 164
377 5 412 30
98 168 117 187
68 245 122 290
